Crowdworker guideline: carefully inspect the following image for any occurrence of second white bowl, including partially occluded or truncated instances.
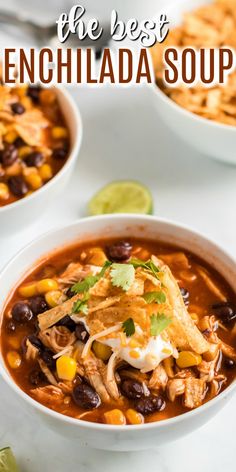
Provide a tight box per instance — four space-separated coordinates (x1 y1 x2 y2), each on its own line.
151 0 236 164
0 86 83 235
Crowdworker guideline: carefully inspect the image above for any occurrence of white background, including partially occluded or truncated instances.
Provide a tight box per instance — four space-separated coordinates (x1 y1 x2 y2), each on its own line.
0 1 236 471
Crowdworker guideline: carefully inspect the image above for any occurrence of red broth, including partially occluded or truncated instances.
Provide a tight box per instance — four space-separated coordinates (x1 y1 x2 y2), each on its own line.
1 238 236 425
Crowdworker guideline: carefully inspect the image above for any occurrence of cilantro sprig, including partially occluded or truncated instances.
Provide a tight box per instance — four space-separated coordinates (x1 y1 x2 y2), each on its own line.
122 317 135 337
72 293 90 314
143 291 166 304
71 260 112 294
150 313 172 336
110 263 135 291
130 258 160 279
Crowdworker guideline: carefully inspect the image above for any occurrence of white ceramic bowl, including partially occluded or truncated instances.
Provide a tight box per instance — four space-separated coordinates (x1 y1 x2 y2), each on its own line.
151 0 236 164
0 87 82 235
0 214 236 451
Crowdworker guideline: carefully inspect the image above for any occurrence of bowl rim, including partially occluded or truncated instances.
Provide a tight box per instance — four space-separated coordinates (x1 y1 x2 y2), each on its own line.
151 0 236 132
0 213 236 431
0 85 83 213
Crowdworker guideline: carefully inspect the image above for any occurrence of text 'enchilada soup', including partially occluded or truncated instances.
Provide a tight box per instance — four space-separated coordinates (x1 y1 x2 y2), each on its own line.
1 238 236 425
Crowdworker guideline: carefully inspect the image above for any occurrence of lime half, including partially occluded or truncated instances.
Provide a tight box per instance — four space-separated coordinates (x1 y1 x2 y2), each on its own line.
88 180 153 216
0 447 19 472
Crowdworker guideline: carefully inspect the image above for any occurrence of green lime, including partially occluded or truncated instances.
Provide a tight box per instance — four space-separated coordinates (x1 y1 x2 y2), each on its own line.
0 447 19 472
88 180 153 216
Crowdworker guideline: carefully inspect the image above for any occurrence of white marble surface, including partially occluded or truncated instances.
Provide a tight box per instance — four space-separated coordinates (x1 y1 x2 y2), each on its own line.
0 0 236 470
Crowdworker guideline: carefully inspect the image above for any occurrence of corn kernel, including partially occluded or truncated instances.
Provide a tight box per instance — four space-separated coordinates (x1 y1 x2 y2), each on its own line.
104 409 126 425
56 355 77 381
7 351 21 369
190 312 199 324
92 341 112 361
8 337 21 350
40 89 56 105
37 278 58 294
25 172 42 190
129 339 141 348
51 126 68 140
129 349 140 359
163 357 174 378
126 409 144 425
5 162 22 177
18 146 32 159
0 183 9 200
18 282 37 298
86 248 107 266
176 351 202 369
4 130 18 144
45 290 65 308
39 163 53 181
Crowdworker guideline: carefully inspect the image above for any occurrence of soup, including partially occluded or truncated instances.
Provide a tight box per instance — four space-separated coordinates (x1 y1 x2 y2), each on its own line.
1 238 236 425
0 83 69 206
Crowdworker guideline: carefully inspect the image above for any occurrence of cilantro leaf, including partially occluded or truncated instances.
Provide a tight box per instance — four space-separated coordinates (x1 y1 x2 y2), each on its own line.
110 263 135 291
143 291 166 304
150 313 172 336
72 293 90 314
71 260 112 294
71 275 98 294
122 318 135 337
130 258 160 279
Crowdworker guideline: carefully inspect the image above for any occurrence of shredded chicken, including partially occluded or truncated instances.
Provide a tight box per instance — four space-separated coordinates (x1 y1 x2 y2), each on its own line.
39 326 76 353
83 354 111 403
31 385 64 406
25 339 39 361
57 263 100 286
167 378 186 402
38 359 58 386
149 363 168 390
184 378 206 409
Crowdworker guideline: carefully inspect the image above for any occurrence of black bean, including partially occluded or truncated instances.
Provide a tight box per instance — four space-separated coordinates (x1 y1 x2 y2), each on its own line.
224 358 235 369
27 334 43 351
0 144 18 167
56 315 76 332
72 383 101 409
11 102 25 115
29 296 48 315
135 395 166 415
66 287 74 299
75 322 89 343
52 147 67 160
6 321 16 332
41 349 56 370
24 152 43 168
180 288 189 305
29 369 45 386
27 85 41 103
106 241 132 262
12 302 33 324
120 379 145 400
14 137 25 148
8 175 28 197
212 302 236 324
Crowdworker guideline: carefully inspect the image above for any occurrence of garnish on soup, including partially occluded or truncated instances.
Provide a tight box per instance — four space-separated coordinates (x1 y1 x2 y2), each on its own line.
0 82 70 206
1 239 236 425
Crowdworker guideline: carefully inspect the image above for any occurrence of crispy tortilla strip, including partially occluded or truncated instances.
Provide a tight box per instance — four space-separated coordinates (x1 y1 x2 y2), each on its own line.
158 261 209 354
14 110 49 146
37 294 80 331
